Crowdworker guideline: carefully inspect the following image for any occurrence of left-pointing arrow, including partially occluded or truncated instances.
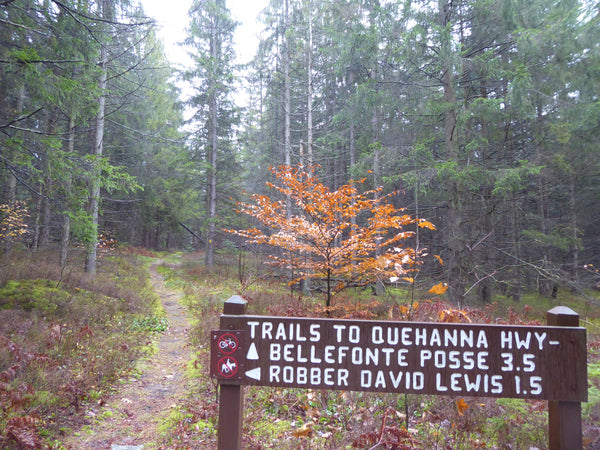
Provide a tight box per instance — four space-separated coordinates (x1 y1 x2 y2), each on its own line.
245 367 261 381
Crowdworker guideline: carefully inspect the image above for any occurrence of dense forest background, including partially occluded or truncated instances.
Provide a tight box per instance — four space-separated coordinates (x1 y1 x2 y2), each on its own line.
1 0 599 304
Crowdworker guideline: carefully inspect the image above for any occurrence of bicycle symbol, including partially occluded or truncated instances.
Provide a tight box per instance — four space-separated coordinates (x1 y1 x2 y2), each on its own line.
218 333 238 354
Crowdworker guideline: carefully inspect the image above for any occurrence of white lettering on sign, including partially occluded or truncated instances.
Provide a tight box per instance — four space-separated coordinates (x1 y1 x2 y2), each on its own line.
360 370 425 390
242 318 583 400
249 321 322 341
267 343 495 370
333 324 361 343
435 372 503 394
371 326 489 348
269 365 349 387
418 350 489 370
500 331 547 350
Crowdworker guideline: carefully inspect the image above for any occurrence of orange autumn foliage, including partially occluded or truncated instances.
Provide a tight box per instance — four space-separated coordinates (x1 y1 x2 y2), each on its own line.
456 398 470 416
0 201 29 241
226 165 433 310
428 282 448 295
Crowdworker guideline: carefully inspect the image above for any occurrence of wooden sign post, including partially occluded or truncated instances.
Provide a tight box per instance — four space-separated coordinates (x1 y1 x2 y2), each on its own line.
215 295 247 450
211 297 587 449
547 306 583 449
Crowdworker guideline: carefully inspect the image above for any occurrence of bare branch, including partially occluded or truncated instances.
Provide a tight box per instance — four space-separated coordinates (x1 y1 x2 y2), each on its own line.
0 59 84 64
466 230 494 252
51 0 155 27
463 270 498 297
0 107 44 130
0 18 50 36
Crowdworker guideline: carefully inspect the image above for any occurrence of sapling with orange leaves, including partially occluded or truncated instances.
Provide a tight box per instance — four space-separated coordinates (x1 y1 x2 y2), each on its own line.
226 165 437 313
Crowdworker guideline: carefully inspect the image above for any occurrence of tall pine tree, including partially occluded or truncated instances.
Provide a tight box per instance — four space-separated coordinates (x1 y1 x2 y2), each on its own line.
183 0 239 269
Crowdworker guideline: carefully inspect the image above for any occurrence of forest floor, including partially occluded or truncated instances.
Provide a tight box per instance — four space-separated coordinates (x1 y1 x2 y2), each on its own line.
62 260 192 449
2 250 598 448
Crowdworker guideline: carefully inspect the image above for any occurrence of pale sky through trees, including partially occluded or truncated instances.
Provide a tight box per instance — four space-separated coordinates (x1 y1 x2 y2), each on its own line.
140 0 267 69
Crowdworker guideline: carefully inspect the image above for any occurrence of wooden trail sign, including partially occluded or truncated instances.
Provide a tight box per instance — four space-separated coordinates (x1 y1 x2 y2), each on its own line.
212 316 586 401
211 296 587 449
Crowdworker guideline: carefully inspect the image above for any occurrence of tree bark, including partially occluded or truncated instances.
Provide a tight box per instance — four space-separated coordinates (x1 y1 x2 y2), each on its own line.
306 0 313 170
439 0 463 303
2 86 24 253
569 175 579 283
39 107 59 249
60 115 75 268
283 0 292 219
205 11 219 270
86 0 110 274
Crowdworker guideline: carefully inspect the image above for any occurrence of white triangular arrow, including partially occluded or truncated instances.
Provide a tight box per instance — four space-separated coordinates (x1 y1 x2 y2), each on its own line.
245 367 261 380
247 342 259 360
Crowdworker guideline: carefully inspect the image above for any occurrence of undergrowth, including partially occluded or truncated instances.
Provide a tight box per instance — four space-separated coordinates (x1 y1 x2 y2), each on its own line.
1 249 599 448
0 248 163 449
164 251 600 449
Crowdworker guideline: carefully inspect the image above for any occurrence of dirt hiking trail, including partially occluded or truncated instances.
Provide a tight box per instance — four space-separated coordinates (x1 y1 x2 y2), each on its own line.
62 260 191 449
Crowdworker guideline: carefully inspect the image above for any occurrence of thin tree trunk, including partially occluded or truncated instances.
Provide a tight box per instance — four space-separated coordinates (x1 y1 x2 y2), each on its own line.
569 175 579 283
60 115 75 268
439 0 463 304
537 173 552 296
306 0 313 171
205 13 219 270
511 190 522 301
350 96 356 229
32 194 42 250
3 87 24 253
283 0 292 219
6 87 23 204
39 107 59 249
86 0 110 274
39 193 51 248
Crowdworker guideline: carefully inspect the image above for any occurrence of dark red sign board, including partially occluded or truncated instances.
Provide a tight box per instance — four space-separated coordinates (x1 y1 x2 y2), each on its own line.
210 330 246 381
212 316 587 401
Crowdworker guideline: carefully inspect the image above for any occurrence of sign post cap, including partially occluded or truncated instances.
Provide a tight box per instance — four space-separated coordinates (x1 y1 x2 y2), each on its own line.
224 295 247 315
547 306 579 327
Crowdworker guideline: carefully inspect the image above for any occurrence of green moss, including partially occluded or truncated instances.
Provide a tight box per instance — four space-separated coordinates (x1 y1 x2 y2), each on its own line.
44 439 68 450
158 410 194 435
130 316 169 332
250 418 293 439
0 279 69 314
192 419 215 432
584 384 600 417
100 409 115 419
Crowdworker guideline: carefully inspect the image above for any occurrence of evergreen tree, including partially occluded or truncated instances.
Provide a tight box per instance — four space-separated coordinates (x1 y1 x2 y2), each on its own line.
183 0 239 268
